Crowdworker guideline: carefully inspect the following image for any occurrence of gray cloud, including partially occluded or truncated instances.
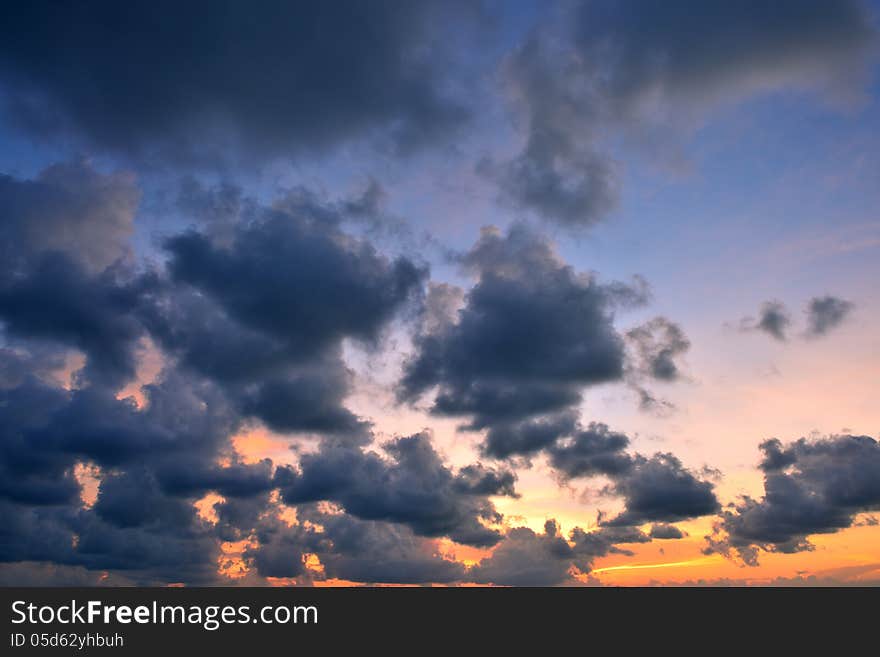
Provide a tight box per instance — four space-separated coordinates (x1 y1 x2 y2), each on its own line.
0 162 480 584
739 296 855 341
0 162 145 388
0 369 247 583
649 523 685 540
0 165 721 585
243 504 471 584
485 414 718 528
466 519 651 586
804 296 854 337
0 255 148 389
547 423 634 479
627 317 691 381
396 224 714 532
142 184 427 436
706 434 880 565
740 300 792 341
604 453 720 526
274 433 516 547
0 161 138 273
492 0 875 227
399 224 644 429
483 411 579 460
0 1 478 166
544 422 718 526
304 512 466 585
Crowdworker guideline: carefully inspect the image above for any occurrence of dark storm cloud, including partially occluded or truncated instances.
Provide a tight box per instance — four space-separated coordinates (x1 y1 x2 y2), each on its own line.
212 494 275 544
93 467 199 529
3 499 216 585
804 296 854 337
0 372 243 583
306 512 466 584
275 433 515 547
0 162 721 583
0 162 145 388
164 207 426 357
0 502 79 566
482 411 579 460
141 290 369 436
0 376 276 584
0 372 238 509
466 519 650 586
0 372 244 583
547 423 634 479
242 515 312 579
543 421 719 525
569 0 875 110
478 408 718 528
141 186 427 436
70 507 220 583
0 1 477 165
454 463 518 498
604 453 720 526
0 365 77 507
0 255 148 388
0 161 138 272
626 317 691 381
494 0 875 227
242 497 472 584
246 505 663 585
394 224 716 531
159 459 274 500
244 506 467 584
706 434 880 565
399 225 643 428
740 300 792 341
2 159 510 583
239 368 367 437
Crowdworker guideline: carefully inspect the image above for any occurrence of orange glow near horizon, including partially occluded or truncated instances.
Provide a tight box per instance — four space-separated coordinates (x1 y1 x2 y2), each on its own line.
204 514 879 586
203 422 880 586
587 523 880 586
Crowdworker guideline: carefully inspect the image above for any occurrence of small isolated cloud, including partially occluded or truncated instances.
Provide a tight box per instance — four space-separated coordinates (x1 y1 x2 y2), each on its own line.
738 296 855 342
650 524 686 540
804 296 854 338
626 317 691 382
739 300 792 341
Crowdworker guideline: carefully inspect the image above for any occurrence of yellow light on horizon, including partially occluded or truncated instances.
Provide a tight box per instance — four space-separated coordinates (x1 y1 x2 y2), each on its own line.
591 555 723 574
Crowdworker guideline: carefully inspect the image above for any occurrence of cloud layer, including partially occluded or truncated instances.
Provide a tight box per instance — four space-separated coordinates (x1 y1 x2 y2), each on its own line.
0 1 475 165
0 2 874 586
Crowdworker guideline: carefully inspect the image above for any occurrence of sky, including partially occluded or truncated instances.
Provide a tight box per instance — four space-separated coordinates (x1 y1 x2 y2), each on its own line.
0 0 878 586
